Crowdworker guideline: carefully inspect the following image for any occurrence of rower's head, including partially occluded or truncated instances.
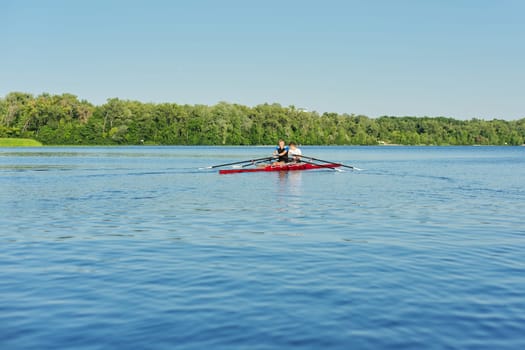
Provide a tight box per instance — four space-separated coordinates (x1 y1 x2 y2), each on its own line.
278 139 285 147
289 142 296 149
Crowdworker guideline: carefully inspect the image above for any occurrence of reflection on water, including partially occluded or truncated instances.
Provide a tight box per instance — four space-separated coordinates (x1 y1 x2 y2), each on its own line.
277 170 302 194
274 171 303 222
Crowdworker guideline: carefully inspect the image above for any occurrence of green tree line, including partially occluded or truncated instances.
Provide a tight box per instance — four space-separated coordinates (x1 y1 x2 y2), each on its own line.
1 92 524 145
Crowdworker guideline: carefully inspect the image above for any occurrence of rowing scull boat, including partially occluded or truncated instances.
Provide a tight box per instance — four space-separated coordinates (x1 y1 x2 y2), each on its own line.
219 162 341 174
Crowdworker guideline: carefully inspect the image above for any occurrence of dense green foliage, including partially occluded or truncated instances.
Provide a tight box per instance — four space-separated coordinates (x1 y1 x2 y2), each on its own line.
1 92 524 145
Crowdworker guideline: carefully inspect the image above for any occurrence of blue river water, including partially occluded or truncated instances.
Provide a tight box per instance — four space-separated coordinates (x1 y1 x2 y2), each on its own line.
1 146 524 349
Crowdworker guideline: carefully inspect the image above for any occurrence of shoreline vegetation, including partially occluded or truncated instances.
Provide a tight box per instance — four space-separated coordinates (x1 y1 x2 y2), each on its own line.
1 92 524 146
0 138 43 147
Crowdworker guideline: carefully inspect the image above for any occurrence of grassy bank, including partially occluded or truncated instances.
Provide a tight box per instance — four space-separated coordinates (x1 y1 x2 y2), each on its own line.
0 138 43 147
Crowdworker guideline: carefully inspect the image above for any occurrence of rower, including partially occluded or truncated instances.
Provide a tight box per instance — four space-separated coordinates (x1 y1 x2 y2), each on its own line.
272 139 288 165
287 142 302 163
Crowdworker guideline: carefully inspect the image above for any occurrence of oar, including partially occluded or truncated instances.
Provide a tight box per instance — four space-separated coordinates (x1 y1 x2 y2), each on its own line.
300 155 362 171
201 156 273 169
242 158 273 167
299 159 344 172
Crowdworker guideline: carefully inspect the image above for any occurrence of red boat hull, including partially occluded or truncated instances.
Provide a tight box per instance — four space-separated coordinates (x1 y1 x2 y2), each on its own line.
219 163 341 174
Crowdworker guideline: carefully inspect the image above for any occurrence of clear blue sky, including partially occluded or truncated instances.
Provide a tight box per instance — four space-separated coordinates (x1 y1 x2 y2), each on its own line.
1 0 524 120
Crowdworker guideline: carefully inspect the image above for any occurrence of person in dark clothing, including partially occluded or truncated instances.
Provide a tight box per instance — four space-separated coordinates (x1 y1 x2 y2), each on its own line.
273 139 288 165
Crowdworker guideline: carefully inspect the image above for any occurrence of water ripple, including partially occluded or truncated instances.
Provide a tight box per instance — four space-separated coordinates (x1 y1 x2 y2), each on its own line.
1 146 524 349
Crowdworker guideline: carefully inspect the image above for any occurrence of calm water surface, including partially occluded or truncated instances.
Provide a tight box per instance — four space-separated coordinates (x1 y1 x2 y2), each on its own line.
1 146 524 349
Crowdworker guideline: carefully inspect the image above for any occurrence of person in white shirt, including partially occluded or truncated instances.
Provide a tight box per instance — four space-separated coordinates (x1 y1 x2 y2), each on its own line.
287 142 302 163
